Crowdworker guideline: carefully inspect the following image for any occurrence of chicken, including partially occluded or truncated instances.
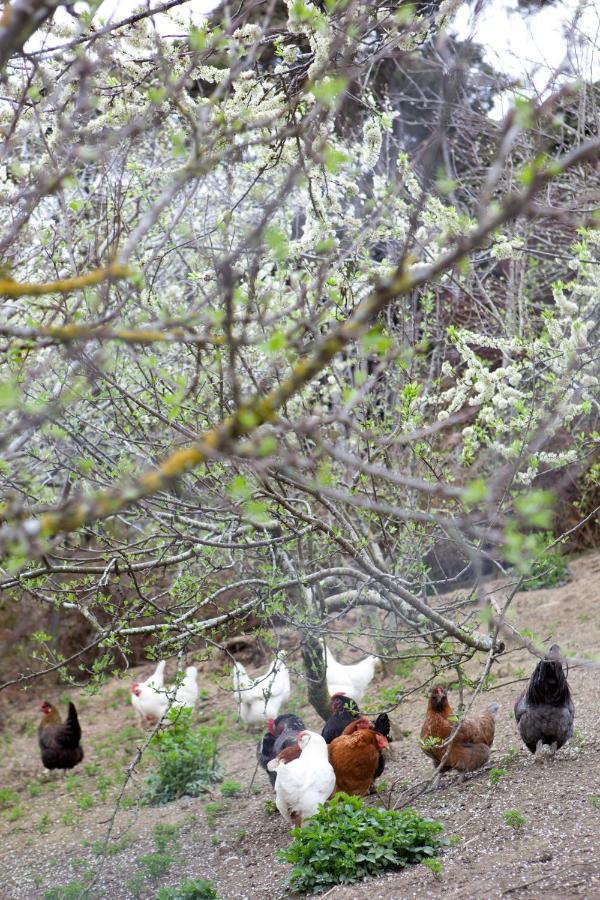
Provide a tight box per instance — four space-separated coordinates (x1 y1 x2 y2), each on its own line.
328 717 389 796
514 644 574 758
172 665 199 711
321 693 361 743
420 685 499 773
267 730 336 825
38 701 84 772
257 713 306 786
131 660 168 726
325 645 379 703
232 652 291 727
321 693 392 770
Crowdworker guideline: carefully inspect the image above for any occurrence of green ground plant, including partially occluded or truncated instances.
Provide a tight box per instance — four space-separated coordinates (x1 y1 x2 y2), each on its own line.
279 793 445 892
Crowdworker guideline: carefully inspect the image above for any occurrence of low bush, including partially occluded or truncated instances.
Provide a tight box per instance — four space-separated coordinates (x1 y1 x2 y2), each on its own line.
142 709 222 806
279 793 445 892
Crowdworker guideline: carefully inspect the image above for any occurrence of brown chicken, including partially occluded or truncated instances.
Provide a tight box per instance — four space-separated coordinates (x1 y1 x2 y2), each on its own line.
38 701 84 772
420 686 499 773
328 717 389 796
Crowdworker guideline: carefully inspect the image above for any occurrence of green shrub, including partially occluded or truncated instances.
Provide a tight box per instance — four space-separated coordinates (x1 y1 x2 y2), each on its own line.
157 878 218 899
142 709 222 806
279 793 445 892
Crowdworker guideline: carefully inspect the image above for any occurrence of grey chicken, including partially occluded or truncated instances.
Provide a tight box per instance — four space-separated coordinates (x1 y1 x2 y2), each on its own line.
514 644 574 758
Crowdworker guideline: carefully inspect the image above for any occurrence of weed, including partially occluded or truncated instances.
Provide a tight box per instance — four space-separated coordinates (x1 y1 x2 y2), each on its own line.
37 813 51 833
91 833 134 857
28 781 42 798
153 822 180 852
588 795 600 810
205 800 226 827
502 809 526 829
489 767 507 786
60 809 78 826
0 787 19 808
422 857 444 880
84 764 101 777
43 879 97 900
143 709 222 806
77 792 94 811
263 798 277 815
7 805 24 821
65 775 79 794
572 728 585 751
280 793 445 892
157 878 218 899
138 851 173 879
219 779 242 797
121 794 136 810
236 827 247 842
127 873 146 899
448 834 461 846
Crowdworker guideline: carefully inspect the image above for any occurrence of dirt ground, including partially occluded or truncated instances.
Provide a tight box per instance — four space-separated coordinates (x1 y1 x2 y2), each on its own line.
1 551 599 899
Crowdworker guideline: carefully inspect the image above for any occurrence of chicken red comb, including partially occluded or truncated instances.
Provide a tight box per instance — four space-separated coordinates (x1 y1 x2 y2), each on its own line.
267 718 276 736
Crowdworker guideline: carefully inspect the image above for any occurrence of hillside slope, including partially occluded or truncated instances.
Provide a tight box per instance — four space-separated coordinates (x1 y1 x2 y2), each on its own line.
1 552 599 899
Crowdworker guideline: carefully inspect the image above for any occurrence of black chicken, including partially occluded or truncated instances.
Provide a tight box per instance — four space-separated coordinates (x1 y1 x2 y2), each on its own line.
38 701 84 772
514 644 575 757
257 713 306 786
321 695 392 780
321 693 361 743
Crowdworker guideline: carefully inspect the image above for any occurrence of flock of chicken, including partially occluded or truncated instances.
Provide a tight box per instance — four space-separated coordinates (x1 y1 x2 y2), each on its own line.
37 643 575 830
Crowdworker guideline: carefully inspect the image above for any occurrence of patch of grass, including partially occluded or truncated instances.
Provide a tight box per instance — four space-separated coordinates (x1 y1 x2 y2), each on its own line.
43 878 97 900
97 775 112 802
84 763 101 777
263 798 277 815
588 795 600 810
157 878 218 899
60 809 78 826
572 728 585 751
279 793 445 892
502 809 526 829
219 779 242 797
489 767 507 786
0 787 19 808
138 851 173 879
28 781 43 798
77 792 94 811
7 804 24 821
143 709 222 806
153 822 180 852
37 813 51 833
65 775 79 794
205 800 227 827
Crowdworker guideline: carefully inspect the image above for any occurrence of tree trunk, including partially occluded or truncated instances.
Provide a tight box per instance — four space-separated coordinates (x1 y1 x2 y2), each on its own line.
301 633 331 721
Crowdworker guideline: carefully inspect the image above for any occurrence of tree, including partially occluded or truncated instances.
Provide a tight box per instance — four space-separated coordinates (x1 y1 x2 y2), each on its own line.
0 0 598 709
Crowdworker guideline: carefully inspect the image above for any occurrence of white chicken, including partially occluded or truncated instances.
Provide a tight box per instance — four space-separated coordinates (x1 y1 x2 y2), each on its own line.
131 660 167 726
267 730 335 825
232 652 291 726
172 665 199 710
325 645 379 704
131 662 199 727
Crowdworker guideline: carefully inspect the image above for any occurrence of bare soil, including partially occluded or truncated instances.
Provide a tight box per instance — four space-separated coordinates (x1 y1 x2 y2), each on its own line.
1 551 599 899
